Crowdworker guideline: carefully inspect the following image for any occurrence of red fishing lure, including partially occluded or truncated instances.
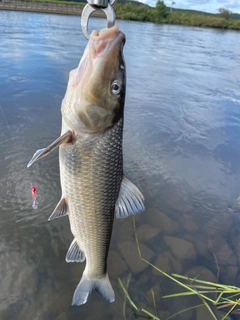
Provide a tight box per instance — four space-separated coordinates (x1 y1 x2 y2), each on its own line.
31 185 38 209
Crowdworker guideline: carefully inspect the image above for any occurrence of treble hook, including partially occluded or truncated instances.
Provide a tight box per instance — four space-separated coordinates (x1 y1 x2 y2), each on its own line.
81 0 116 40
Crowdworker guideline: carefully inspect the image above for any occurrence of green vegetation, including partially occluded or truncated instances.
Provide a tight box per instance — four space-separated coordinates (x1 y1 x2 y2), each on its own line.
113 1 240 30
14 0 240 30
217 7 232 20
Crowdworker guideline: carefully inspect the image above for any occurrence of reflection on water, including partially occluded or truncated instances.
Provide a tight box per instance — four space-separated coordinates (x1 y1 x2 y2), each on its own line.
1 10 240 320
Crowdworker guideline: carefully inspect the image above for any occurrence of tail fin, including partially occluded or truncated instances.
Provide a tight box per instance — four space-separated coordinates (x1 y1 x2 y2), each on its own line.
72 273 115 306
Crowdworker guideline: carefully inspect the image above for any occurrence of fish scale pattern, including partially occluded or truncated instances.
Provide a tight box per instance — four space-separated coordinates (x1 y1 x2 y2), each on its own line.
61 118 123 278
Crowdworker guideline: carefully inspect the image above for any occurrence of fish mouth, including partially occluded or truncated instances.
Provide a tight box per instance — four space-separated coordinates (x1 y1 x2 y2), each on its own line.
89 25 126 59
71 26 125 89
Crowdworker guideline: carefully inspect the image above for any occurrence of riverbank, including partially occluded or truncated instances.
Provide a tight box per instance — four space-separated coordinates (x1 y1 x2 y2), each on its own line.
1 1 240 30
114 3 240 31
0 0 105 16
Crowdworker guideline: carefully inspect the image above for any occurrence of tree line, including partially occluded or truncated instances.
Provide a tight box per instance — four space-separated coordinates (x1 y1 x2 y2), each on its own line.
114 0 240 30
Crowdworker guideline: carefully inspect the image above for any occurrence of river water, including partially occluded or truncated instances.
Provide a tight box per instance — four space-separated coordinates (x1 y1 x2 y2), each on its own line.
1 10 240 320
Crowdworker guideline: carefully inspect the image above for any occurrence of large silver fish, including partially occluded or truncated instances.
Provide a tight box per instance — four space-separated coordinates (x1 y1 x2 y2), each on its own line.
27 25 145 306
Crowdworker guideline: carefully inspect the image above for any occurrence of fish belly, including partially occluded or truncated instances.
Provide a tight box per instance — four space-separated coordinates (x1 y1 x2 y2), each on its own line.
59 118 123 278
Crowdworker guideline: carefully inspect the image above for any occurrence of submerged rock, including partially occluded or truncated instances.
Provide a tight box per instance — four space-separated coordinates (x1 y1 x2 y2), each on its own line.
207 236 238 267
136 224 160 242
147 208 178 235
185 265 217 283
185 265 217 300
144 285 162 318
164 236 197 262
152 251 182 276
184 232 211 259
181 213 199 232
220 265 238 286
116 219 135 242
108 250 128 276
118 241 154 274
196 305 224 320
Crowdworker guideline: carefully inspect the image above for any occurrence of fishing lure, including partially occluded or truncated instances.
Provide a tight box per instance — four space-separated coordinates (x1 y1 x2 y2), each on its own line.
31 185 38 209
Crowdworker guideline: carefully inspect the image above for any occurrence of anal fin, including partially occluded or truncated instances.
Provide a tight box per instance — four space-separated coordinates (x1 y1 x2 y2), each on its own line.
115 176 145 218
66 238 85 263
48 198 68 221
27 130 72 168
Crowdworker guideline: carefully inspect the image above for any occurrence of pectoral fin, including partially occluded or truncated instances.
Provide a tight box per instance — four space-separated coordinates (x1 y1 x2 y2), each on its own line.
48 198 68 221
115 176 145 218
27 130 72 168
66 238 85 263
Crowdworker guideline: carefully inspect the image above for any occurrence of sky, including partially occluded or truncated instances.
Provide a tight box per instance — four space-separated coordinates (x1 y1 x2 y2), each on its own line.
138 0 240 14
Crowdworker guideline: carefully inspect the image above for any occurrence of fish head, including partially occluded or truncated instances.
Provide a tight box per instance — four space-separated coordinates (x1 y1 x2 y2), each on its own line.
62 25 126 133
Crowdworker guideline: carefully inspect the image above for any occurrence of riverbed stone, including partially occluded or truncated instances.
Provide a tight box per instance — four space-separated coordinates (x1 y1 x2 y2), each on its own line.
158 310 171 319
207 236 238 267
108 250 128 276
116 219 135 242
230 234 240 265
171 304 193 320
181 214 198 232
184 233 211 259
118 241 154 274
147 208 178 235
57 313 68 320
186 265 217 283
136 224 160 242
185 265 217 299
221 265 238 285
207 214 233 238
163 294 194 320
152 251 182 276
196 305 223 320
164 236 197 262
144 285 162 319
146 284 162 303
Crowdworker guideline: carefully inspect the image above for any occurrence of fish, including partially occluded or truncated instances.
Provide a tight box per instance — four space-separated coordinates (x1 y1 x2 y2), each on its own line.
27 25 145 306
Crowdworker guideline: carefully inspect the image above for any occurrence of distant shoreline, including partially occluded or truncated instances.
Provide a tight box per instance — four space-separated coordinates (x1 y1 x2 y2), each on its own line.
0 1 105 17
1 1 240 31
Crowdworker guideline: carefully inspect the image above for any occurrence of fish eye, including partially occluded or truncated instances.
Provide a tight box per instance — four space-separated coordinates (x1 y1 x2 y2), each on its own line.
111 81 121 95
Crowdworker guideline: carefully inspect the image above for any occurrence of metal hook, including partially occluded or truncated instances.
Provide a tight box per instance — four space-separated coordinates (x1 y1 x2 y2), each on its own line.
81 2 116 40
